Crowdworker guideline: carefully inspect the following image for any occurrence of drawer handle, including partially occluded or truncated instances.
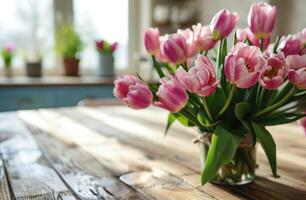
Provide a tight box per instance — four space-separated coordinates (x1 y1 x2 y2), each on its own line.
18 97 33 105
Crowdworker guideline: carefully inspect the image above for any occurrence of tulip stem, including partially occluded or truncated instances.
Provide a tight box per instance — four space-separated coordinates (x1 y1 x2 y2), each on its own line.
152 56 165 78
201 97 213 122
258 88 266 109
216 84 236 119
251 86 296 119
180 108 203 128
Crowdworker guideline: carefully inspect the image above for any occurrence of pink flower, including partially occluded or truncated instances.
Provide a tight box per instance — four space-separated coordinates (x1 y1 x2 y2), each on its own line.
288 68 306 89
144 28 160 55
95 40 104 50
177 28 197 58
4 43 16 53
113 75 153 109
248 2 277 39
192 23 217 51
279 35 301 56
111 42 118 51
287 54 306 89
154 76 188 113
236 28 270 49
210 10 239 40
161 33 188 65
224 43 266 88
259 52 288 90
176 55 219 97
286 54 306 69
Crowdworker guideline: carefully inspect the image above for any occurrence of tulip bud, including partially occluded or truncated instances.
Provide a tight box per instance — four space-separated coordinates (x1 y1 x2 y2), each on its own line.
192 23 217 51
144 28 160 55
248 2 277 39
224 43 266 88
259 52 288 90
210 9 239 40
161 34 188 65
154 76 188 113
113 75 153 109
176 55 219 97
177 28 197 58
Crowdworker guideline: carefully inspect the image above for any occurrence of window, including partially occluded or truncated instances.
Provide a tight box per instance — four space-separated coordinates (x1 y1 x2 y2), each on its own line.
0 0 54 70
74 0 129 71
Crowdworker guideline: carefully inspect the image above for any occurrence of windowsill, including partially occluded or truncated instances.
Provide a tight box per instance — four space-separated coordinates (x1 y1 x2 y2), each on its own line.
0 75 115 87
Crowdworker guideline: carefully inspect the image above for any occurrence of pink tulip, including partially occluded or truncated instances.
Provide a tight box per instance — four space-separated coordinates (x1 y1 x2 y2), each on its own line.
259 52 288 90
286 54 306 69
154 76 188 113
287 54 306 89
176 55 219 97
248 2 277 39
236 28 270 49
113 75 153 109
95 40 104 50
111 42 118 51
161 33 188 65
279 35 301 56
297 28 306 49
144 28 160 55
177 28 197 58
192 23 217 51
210 10 239 40
288 68 306 89
224 43 266 88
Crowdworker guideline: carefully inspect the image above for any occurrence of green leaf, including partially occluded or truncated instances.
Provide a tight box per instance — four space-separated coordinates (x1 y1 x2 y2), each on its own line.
201 123 243 185
173 113 195 127
251 122 277 177
164 113 176 136
255 112 306 126
235 102 256 146
271 82 293 104
207 87 226 116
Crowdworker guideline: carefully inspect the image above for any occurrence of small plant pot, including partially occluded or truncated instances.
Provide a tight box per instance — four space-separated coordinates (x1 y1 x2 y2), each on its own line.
26 61 42 77
97 54 114 77
63 58 80 76
198 133 256 185
4 66 12 77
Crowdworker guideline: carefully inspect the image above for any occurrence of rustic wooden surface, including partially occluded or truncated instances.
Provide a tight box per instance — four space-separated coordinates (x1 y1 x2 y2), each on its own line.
0 106 305 200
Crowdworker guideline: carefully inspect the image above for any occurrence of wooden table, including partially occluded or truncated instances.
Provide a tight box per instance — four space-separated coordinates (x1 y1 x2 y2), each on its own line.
0 106 305 200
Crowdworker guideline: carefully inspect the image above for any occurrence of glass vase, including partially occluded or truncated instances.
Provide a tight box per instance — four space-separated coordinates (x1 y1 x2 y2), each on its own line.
198 133 256 185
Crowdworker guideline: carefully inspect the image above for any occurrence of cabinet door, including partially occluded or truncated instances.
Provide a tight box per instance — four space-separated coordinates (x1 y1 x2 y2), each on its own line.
0 88 56 111
55 85 114 107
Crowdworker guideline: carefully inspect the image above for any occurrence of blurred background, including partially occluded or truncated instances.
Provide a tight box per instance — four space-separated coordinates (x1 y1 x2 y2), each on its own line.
0 0 305 111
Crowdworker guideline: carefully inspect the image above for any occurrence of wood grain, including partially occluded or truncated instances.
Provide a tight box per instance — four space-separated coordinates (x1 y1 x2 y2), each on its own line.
0 114 75 200
26 124 149 200
0 105 302 200
0 159 11 200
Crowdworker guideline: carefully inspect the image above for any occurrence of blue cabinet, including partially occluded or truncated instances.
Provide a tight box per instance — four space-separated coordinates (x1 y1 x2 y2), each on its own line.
0 85 114 111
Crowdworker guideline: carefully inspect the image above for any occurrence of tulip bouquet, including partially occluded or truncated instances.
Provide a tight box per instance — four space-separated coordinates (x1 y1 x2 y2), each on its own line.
113 2 306 185
95 40 118 54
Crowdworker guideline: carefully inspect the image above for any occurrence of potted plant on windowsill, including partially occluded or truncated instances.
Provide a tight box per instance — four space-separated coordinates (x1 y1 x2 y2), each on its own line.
56 26 83 76
95 39 118 77
113 2 306 187
1 44 16 77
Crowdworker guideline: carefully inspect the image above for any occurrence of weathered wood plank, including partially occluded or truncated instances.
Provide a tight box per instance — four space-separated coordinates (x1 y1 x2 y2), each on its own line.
18 110 217 200
25 124 150 200
0 159 11 200
0 114 75 200
16 106 306 200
